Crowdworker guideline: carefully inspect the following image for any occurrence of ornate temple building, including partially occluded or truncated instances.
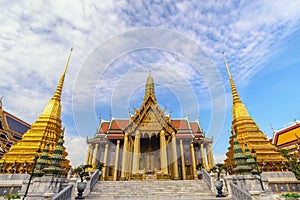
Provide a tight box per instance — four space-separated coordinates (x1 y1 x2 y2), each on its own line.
86 73 214 180
272 121 300 158
223 52 289 173
0 50 72 175
0 99 30 159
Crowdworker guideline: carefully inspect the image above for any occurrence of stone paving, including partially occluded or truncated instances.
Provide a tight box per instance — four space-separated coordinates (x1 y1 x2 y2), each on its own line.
85 180 232 200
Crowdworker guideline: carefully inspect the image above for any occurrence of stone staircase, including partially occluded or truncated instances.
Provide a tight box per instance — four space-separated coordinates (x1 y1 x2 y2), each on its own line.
85 180 230 200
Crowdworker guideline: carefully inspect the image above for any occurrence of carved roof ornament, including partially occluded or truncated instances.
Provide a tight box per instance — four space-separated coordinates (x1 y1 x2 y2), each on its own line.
144 71 156 102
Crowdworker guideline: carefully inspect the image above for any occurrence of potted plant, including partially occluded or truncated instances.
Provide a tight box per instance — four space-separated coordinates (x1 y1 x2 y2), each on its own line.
74 164 92 199
96 161 105 176
211 163 227 197
196 163 203 179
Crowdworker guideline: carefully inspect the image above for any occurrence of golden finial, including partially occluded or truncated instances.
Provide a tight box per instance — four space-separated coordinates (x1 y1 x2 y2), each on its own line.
222 51 232 79
144 72 156 101
63 48 73 74
270 124 275 133
52 48 73 101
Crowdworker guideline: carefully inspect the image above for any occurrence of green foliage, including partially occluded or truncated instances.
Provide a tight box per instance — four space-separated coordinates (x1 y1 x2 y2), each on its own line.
281 193 300 198
96 161 105 170
4 193 20 199
211 163 227 180
278 149 300 180
74 164 92 182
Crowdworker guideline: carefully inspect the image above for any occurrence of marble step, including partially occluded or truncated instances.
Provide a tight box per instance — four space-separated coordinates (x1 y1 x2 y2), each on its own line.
85 180 231 199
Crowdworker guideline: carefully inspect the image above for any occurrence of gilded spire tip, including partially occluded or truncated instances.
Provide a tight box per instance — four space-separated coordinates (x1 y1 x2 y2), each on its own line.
63 48 73 74
52 49 73 101
222 51 232 79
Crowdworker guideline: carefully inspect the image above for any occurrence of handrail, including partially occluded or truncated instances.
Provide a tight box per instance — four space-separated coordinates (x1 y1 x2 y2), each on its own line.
202 168 211 189
230 182 252 200
90 169 99 190
53 184 73 200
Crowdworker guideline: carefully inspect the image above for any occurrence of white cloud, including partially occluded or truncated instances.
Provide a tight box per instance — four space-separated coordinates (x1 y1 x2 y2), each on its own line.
1 0 300 165
64 132 87 167
214 154 227 164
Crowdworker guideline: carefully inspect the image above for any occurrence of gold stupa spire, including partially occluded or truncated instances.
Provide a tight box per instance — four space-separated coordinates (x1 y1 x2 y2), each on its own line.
223 52 288 172
52 48 72 101
222 52 241 104
0 49 72 174
144 71 156 102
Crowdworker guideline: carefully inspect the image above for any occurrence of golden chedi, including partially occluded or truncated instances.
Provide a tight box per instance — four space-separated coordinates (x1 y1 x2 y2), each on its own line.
223 52 288 172
0 49 72 175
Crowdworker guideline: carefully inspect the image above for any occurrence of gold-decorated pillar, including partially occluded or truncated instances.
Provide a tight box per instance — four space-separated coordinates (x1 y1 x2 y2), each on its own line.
171 132 179 179
88 144 94 165
200 142 208 170
160 130 168 175
132 130 140 175
208 143 214 170
121 132 129 180
92 143 99 169
206 145 211 170
85 143 92 165
113 140 120 181
102 143 109 180
180 140 186 180
190 143 197 180
127 140 133 178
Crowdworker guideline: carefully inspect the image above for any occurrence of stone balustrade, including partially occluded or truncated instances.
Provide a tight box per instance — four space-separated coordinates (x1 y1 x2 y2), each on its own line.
230 182 252 200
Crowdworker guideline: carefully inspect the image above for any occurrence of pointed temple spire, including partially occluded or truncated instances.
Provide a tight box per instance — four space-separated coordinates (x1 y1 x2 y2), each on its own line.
144 71 156 102
233 134 252 175
43 128 65 176
223 52 288 172
0 49 72 174
34 140 50 177
222 51 241 104
52 48 72 101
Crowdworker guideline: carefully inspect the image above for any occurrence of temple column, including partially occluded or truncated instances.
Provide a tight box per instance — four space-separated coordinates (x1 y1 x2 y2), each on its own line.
208 143 214 169
92 143 99 169
85 144 92 165
171 132 179 180
160 130 168 175
113 140 120 181
190 143 197 180
200 142 208 170
150 154 155 171
180 140 186 180
121 133 129 180
88 144 94 165
132 130 140 175
206 145 212 170
127 140 133 178
102 143 109 180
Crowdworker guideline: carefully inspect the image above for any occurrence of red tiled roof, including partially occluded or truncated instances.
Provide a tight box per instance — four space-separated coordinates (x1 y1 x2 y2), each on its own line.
171 120 189 130
110 119 130 130
99 122 110 133
190 122 201 133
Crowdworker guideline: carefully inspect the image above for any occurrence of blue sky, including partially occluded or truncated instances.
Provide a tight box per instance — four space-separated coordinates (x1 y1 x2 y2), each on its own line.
1 0 300 166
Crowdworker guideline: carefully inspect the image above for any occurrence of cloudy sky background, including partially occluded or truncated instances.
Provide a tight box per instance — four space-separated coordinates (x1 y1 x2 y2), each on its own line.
1 0 300 166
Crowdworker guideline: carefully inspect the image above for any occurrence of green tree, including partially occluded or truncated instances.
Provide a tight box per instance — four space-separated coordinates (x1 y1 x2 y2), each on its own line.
278 149 300 180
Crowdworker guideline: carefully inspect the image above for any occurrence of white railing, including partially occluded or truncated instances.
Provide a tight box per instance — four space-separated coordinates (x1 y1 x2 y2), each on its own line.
90 169 99 190
52 184 73 200
202 168 212 189
230 182 252 200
